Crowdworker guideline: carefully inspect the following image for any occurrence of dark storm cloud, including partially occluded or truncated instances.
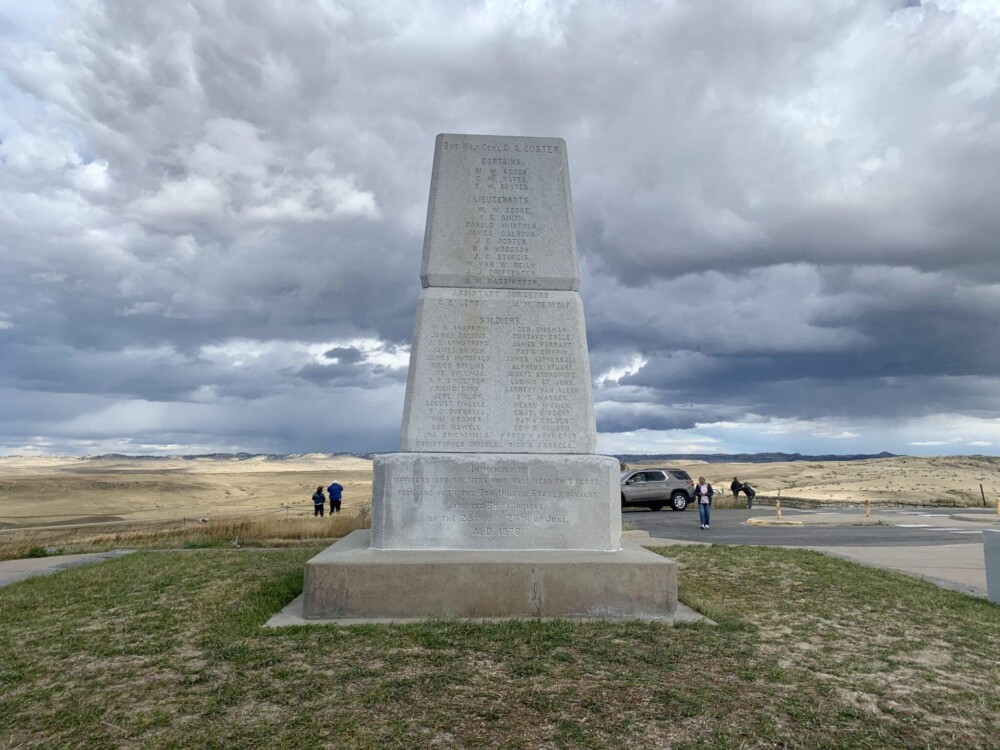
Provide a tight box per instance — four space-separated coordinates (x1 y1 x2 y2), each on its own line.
2 0 999 454
295 361 407 388
324 348 365 365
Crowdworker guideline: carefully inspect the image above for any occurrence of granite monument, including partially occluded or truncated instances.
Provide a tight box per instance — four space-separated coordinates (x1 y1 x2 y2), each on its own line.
302 134 677 620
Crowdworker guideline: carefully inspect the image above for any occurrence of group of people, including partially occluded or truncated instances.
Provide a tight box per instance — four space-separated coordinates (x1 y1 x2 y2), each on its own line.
691 476 758 530
311 482 344 517
730 477 757 509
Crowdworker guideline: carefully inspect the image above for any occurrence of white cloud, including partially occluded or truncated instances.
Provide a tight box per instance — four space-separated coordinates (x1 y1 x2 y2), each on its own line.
595 355 647 386
0 130 80 172
71 160 111 192
131 176 227 223
128 118 381 228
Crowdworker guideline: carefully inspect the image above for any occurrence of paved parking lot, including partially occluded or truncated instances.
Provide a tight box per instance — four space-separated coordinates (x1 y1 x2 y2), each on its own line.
627 506 996 597
625 506 997 546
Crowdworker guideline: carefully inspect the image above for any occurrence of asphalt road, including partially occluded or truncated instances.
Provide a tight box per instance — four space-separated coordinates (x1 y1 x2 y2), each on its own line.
623 506 995 547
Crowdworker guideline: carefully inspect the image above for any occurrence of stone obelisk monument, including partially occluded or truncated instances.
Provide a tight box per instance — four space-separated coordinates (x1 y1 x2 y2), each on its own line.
302 134 677 620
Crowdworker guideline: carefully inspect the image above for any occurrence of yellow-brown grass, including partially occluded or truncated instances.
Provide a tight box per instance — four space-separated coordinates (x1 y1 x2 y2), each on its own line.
626 455 1000 507
0 454 374 528
0 512 371 560
707 494 747 510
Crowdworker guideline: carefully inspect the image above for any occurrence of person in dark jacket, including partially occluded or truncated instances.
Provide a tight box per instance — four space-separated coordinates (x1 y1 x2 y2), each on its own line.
742 482 757 510
327 481 344 513
312 486 326 517
695 476 714 529
730 477 742 499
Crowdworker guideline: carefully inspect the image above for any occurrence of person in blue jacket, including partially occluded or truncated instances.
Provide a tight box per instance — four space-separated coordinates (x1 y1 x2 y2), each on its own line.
327 481 344 513
695 476 714 529
312 486 326 517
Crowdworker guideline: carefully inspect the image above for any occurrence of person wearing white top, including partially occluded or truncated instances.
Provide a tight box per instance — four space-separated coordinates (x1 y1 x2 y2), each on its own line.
695 476 714 529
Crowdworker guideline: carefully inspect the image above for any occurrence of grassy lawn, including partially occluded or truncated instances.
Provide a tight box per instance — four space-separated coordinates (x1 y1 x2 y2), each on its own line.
1 546 998 749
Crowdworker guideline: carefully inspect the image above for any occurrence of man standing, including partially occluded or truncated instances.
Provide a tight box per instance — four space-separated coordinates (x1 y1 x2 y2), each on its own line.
328 481 344 514
730 477 742 500
742 482 757 510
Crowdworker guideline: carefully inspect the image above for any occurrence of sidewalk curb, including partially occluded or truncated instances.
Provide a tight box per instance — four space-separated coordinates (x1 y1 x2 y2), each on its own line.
0 549 134 588
949 514 1000 524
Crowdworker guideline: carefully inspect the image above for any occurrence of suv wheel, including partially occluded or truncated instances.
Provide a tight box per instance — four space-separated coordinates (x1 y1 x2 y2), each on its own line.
670 492 688 511
621 493 627 508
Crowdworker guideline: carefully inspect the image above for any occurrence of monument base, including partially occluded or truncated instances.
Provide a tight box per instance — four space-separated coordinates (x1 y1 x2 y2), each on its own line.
986 529 1000 605
373 452 621 551
302 530 678 620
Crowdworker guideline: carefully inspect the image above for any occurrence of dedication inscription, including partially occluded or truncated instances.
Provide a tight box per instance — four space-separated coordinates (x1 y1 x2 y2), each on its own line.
373 133 619 551
372 454 618 551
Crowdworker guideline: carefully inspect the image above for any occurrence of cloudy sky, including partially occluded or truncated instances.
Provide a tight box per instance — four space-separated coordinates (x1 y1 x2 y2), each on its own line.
2 0 999 457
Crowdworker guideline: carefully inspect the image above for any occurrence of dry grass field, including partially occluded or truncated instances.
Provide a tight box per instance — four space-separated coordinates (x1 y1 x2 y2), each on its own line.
0 454 373 529
3 454 998 529
0 454 374 559
627 455 1000 507
2 453 999 558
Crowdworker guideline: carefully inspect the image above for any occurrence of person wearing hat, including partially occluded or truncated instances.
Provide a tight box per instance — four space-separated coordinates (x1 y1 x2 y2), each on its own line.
327 480 344 514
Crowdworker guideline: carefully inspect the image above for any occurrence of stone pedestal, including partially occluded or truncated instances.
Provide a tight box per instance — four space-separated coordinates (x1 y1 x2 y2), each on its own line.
986 529 1000 605
300 133 678 622
372 453 621 551
303 530 677 620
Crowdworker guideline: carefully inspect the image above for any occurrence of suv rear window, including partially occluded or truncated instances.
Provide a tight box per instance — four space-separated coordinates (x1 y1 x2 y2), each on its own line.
669 470 691 480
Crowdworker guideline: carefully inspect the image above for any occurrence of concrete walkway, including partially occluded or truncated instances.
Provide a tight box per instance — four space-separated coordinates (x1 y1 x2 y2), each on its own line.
0 550 133 588
807 543 987 597
748 510 1000 528
758 511 991 596
639 533 989 598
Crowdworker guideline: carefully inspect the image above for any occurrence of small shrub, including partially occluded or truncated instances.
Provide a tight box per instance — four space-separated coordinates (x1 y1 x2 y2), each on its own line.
711 494 748 510
16 545 50 559
183 540 222 549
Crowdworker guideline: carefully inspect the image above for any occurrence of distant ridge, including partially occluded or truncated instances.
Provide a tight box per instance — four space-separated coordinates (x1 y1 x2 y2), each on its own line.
83 451 897 464
88 452 370 461
615 451 897 464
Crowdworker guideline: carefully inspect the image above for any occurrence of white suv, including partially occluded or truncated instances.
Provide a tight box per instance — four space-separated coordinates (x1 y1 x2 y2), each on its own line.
620 468 695 511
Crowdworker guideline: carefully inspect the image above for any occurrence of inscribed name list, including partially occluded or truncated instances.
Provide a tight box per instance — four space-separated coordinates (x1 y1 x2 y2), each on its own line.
420 133 580 291
400 288 596 454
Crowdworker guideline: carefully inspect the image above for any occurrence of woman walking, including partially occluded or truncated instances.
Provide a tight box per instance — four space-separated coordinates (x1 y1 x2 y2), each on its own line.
695 476 714 529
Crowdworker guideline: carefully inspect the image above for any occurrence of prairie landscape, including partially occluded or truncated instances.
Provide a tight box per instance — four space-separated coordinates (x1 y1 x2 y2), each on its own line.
2 453 998 533
0 454 373 558
624 454 1000 507
0 454 373 529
